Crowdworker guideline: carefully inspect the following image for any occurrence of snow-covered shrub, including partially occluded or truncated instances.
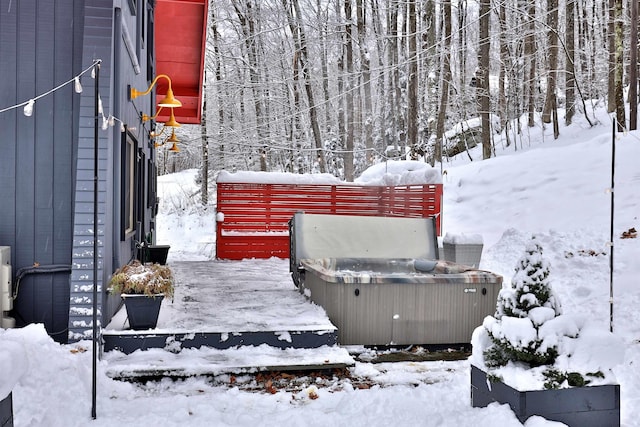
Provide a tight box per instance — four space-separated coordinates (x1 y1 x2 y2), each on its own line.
484 239 563 368
471 236 624 390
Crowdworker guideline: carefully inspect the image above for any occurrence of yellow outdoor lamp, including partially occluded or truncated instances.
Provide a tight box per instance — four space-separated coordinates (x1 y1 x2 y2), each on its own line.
163 108 181 128
130 74 182 108
167 129 180 152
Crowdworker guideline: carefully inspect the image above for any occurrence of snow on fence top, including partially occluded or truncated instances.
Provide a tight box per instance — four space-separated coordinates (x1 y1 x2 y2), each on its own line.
216 160 442 186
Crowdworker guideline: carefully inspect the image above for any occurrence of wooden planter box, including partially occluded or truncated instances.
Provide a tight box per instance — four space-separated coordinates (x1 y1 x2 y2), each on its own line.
0 392 13 427
443 242 483 268
471 365 620 426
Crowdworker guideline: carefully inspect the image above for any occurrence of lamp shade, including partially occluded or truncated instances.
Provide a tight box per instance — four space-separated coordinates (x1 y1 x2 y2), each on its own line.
157 87 182 108
163 108 181 128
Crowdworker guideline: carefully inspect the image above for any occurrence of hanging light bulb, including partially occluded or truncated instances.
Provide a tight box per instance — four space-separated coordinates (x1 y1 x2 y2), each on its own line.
91 67 96 79
74 76 83 93
98 95 103 115
23 99 35 117
108 115 115 127
101 116 109 130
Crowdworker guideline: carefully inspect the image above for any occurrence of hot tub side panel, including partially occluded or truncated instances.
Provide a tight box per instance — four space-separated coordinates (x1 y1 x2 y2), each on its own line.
303 270 502 346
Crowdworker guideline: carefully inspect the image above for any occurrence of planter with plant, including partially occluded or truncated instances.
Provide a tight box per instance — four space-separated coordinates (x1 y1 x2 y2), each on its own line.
470 237 623 426
108 260 174 330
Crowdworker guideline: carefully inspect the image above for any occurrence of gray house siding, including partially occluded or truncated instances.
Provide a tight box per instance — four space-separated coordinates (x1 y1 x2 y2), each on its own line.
69 1 157 341
1 0 157 343
0 0 85 343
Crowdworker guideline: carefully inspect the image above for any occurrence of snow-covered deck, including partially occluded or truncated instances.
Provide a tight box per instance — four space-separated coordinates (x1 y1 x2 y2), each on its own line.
102 258 354 379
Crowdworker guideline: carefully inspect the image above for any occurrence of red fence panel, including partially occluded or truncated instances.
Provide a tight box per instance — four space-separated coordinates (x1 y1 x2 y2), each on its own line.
216 182 442 260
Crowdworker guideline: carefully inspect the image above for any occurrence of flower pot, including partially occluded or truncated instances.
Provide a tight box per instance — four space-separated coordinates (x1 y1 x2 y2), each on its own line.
470 365 620 426
141 245 171 265
122 294 165 330
0 392 13 427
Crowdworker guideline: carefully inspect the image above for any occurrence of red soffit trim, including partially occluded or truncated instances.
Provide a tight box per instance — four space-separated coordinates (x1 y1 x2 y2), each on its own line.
155 0 208 125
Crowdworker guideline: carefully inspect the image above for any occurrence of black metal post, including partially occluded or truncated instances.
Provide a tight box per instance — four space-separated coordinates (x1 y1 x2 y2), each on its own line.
609 118 615 333
92 59 101 420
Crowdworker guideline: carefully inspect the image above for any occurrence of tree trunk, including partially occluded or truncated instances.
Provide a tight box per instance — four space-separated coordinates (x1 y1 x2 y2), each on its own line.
371 0 386 156
478 0 491 159
497 1 507 130
526 1 536 128
356 0 373 164
407 1 418 156
631 0 638 130
387 2 399 153
614 0 625 131
607 0 616 113
565 0 575 126
201 85 208 206
542 0 558 130
317 0 331 128
422 0 437 162
344 0 355 181
434 1 452 164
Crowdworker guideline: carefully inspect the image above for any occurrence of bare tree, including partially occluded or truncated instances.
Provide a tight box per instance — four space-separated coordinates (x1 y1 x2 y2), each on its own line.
232 0 269 170
542 0 559 139
343 0 355 181
407 1 418 155
565 0 575 126
613 0 625 130
286 0 327 172
525 0 536 128
434 0 452 165
497 1 508 130
608 0 616 112
356 0 373 164
631 0 638 130
478 0 491 159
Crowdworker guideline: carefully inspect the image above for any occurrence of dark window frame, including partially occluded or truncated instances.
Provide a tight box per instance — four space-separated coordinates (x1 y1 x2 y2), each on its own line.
120 130 137 240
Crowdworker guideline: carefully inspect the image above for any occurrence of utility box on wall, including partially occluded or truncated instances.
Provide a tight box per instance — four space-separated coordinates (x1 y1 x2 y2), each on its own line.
0 246 15 329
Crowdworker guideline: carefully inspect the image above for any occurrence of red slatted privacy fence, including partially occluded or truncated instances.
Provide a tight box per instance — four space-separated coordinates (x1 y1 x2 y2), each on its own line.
216 182 443 260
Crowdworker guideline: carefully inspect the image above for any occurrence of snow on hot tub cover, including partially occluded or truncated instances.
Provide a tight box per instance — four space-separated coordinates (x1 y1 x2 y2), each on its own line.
299 258 502 284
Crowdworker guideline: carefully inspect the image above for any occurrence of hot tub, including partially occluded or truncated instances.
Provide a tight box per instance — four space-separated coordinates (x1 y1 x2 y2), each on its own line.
298 257 502 346
289 213 503 346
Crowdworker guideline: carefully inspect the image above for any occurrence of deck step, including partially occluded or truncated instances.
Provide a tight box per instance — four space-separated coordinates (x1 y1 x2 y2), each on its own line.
103 344 355 380
101 328 338 355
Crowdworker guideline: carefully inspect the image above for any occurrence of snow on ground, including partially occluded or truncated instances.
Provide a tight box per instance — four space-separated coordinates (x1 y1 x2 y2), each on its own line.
1 106 640 426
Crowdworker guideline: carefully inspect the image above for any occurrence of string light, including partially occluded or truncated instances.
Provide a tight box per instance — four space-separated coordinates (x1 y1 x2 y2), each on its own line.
0 59 101 116
74 77 83 93
102 115 125 132
23 99 34 117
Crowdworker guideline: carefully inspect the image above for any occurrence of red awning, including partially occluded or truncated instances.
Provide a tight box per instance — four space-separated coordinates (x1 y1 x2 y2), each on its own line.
154 0 207 125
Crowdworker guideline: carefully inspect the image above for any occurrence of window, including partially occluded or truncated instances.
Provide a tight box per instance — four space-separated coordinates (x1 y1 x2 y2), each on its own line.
121 132 137 239
147 159 156 209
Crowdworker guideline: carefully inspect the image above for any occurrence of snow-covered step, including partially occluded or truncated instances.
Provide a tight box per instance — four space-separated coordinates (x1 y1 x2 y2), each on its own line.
101 328 338 354
103 344 355 380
